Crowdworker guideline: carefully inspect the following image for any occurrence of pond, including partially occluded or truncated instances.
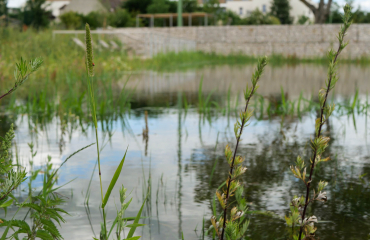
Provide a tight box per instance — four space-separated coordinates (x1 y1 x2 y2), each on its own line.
4 63 370 239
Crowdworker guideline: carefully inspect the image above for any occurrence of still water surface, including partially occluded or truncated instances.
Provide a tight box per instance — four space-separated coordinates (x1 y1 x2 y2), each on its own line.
5 64 370 239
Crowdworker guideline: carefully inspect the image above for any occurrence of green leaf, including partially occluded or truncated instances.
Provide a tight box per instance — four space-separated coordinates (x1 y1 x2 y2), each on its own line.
107 216 119 239
126 237 141 240
126 191 148 238
102 148 128 208
22 203 42 212
0 224 10 240
41 219 62 239
0 220 31 235
0 198 13 216
36 229 54 240
126 223 145 228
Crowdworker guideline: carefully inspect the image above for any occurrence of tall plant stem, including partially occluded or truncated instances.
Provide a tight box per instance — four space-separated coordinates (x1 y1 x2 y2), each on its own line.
297 40 344 240
220 85 255 240
87 75 107 239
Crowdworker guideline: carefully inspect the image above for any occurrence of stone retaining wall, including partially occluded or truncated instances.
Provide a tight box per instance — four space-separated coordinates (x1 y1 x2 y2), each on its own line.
115 24 370 58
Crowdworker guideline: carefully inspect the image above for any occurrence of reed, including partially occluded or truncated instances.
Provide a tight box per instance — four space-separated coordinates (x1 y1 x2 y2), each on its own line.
84 23 146 240
285 5 353 240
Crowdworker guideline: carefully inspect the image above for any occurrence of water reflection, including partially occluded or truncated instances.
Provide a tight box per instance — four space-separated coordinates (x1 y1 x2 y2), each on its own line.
2 63 370 239
127 64 370 104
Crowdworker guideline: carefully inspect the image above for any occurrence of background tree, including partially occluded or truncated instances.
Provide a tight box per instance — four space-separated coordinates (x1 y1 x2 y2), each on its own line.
146 0 170 14
0 0 6 17
299 0 332 23
270 0 293 24
182 0 198 12
0 0 7 26
203 0 220 14
328 1 370 24
122 0 152 13
22 0 50 29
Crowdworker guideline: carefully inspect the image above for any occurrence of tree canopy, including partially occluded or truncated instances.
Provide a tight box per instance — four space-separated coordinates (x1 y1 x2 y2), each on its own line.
270 0 293 24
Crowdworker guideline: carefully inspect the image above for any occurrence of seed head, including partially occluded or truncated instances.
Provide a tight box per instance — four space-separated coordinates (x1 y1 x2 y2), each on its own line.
85 23 94 77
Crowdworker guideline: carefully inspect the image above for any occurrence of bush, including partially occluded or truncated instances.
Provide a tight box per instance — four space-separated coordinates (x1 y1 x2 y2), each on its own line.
240 9 281 25
297 15 310 25
60 11 83 29
82 11 106 29
108 9 135 27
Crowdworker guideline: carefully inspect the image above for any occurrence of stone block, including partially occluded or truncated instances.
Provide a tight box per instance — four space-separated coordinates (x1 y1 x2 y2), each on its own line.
196 26 227 43
225 26 257 43
322 24 358 43
288 25 322 43
255 25 290 43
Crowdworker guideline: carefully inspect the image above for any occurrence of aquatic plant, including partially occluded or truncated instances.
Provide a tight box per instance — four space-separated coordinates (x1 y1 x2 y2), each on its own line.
85 23 146 240
0 57 72 240
285 4 353 240
210 56 268 240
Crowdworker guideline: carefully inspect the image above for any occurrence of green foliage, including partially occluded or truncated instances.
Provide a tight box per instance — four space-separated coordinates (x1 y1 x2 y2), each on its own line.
329 2 370 24
108 9 136 27
0 0 7 17
286 5 353 240
59 11 83 29
0 57 43 217
297 15 310 25
147 0 170 14
1 153 68 240
0 57 43 100
211 56 268 240
270 0 293 24
123 0 152 13
60 10 136 29
83 11 106 29
85 24 145 240
22 0 50 29
240 9 280 25
102 149 128 208
203 0 220 14
182 0 199 13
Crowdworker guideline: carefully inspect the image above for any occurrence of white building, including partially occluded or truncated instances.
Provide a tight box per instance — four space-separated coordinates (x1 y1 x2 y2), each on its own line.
221 0 316 24
43 0 70 19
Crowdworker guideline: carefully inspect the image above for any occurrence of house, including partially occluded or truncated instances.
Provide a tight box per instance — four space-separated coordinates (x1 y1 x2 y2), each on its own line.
59 0 107 15
44 0 71 19
201 0 315 24
59 0 122 16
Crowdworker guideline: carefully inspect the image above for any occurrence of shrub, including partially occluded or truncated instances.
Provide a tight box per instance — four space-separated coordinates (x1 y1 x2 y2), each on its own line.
108 8 135 27
240 9 281 25
60 11 83 29
297 15 310 25
82 11 106 29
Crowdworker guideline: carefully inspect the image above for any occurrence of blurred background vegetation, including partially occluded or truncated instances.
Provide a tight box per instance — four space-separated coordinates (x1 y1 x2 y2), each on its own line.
1 0 369 30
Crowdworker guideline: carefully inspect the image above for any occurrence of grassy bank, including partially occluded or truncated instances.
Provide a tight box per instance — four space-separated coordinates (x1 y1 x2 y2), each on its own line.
0 27 368 126
2 27 370 80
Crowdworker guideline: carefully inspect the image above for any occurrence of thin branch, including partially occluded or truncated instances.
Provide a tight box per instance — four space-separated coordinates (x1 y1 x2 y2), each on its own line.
299 0 317 13
297 6 352 239
220 85 255 240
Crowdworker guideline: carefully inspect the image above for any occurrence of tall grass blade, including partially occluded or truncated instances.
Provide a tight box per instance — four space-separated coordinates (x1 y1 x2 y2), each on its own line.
127 191 148 238
102 148 128 208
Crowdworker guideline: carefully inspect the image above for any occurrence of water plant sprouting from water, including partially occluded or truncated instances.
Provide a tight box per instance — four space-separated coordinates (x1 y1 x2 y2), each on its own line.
210 56 268 240
85 23 146 240
285 5 353 240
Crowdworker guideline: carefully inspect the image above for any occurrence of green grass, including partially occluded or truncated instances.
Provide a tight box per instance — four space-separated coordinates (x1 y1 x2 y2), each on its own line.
0 27 369 129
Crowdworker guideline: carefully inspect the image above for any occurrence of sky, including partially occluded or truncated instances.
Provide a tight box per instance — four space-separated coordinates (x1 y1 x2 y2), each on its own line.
7 0 370 11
